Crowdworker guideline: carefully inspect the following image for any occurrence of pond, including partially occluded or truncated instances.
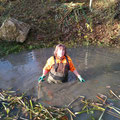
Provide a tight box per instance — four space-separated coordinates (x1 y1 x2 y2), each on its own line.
0 46 120 119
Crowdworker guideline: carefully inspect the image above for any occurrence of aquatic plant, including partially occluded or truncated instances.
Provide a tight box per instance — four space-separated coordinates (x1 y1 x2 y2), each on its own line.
0 89 67 119
0 88 120 119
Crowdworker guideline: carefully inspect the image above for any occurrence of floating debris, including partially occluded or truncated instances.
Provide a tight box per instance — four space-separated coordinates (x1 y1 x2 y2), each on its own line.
0 88 120 119
0 88 67 120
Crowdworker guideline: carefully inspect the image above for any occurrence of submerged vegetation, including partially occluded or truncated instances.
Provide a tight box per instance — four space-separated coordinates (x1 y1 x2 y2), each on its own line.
0 0 120 57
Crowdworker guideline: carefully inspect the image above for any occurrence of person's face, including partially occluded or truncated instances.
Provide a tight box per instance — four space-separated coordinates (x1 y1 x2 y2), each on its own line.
57 47 65 58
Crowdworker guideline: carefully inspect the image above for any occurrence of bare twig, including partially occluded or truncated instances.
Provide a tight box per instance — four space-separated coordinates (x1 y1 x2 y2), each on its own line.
107 110 120 119
66 108 76 117
45 108 54 119
20 117 29 120
67 96 85 107
107 106 120 114
70 113 74 120
59 9 73 24
98 93 107 104
98 109 106 120
109 90 120 100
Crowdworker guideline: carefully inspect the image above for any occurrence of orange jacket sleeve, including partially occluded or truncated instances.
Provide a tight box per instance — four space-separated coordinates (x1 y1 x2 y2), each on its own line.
67 55 76 72
43 56 54 71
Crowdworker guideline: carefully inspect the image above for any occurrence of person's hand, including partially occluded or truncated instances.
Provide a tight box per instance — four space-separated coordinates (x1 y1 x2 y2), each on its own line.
38 76 46 83
78 75 85 82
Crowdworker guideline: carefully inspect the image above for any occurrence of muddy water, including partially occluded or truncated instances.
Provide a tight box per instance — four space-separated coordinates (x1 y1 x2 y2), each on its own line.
0 46 120 119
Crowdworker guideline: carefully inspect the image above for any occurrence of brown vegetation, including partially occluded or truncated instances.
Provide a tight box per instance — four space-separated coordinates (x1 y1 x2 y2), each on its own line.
0 0 120 50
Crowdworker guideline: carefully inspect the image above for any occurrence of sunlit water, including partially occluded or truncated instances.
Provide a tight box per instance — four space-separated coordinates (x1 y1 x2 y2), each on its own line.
0 46 120 119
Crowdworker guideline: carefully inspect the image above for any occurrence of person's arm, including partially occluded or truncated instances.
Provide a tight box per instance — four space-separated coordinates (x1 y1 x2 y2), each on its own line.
73 70 85 82
67 55 85 82
38 69 49 83
38 69 50 83
38 57 53 82
42 69 49 77
73 69 80 77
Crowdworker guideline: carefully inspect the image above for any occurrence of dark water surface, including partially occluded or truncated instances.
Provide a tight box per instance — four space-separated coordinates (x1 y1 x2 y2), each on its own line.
0 46 120 119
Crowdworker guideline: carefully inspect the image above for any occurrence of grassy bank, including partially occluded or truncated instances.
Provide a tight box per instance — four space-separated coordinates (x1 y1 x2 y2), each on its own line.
0 0 120 57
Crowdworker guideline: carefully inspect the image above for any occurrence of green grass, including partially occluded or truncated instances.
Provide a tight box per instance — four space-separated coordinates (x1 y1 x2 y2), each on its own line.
0 41 43 57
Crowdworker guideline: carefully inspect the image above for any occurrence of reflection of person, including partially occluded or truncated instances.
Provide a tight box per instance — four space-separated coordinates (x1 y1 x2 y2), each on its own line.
38 44 85 83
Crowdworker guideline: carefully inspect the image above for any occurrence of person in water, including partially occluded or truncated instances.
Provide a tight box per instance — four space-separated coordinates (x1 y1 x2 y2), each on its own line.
38 44 85 83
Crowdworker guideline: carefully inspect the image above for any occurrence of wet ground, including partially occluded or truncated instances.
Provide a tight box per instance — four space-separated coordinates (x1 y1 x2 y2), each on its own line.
0 46 120 119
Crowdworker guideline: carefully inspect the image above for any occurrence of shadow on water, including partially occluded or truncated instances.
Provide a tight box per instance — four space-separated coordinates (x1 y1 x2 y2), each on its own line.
0 46 120 119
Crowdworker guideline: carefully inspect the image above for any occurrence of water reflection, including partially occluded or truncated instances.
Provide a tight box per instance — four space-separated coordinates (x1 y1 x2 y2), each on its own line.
0 47 120 109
